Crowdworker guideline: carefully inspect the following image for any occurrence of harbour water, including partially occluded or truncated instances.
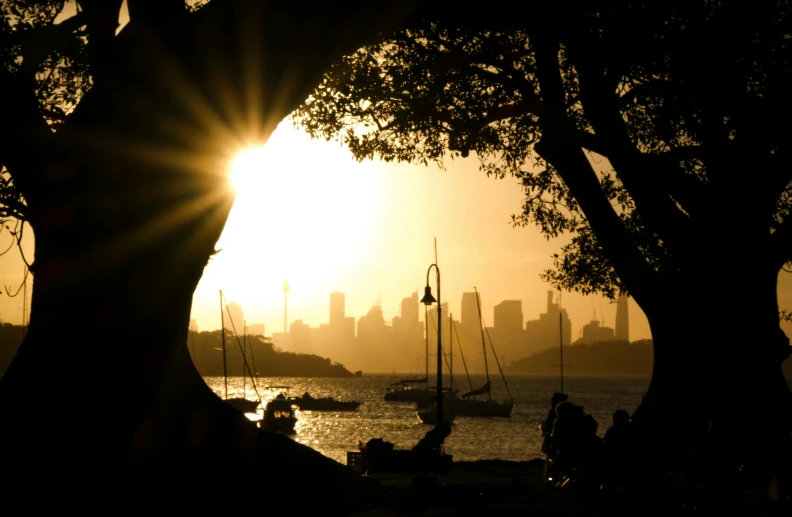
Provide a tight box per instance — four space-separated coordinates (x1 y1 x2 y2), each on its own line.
205 374 651 464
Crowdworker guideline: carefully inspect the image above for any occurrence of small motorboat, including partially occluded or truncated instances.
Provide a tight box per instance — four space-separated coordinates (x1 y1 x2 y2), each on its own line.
258 394 297 434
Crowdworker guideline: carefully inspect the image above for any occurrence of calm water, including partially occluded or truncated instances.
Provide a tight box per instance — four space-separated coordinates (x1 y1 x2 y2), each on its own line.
205 374 651 465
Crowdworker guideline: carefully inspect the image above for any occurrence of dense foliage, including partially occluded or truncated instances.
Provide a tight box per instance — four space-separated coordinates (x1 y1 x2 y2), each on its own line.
293 2 792 302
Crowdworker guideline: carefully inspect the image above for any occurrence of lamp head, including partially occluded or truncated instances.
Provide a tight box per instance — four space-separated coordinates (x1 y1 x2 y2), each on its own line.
420 285 437 306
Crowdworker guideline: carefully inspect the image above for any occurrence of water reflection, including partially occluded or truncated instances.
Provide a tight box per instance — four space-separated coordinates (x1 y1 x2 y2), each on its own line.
204 374 651 464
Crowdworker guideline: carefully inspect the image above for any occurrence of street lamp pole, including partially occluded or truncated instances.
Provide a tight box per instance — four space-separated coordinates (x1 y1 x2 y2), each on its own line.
421 263 442 424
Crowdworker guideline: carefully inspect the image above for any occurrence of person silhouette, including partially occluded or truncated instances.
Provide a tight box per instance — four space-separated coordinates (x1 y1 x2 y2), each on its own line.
550 402 585 486
603 409 634 493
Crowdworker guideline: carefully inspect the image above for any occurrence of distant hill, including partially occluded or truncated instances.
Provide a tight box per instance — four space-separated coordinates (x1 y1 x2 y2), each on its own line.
0 323 354 378
507 339 792 379
505 339 652 376
187 330 355 378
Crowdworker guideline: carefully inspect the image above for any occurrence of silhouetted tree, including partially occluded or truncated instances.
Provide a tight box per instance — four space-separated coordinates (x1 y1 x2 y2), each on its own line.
0 0 432 504
293 2 792 471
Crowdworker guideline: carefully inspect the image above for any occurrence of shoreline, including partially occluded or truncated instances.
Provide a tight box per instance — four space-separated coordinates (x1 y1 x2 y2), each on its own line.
351 458 787 516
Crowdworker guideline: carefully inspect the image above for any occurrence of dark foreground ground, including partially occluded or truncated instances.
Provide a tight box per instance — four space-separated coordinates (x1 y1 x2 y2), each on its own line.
350 459 789 516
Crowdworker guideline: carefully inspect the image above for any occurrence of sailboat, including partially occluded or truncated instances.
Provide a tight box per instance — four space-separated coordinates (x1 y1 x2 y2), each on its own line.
416 241 457 425
219 290 260 414
385 305 433 403
454 287 514 417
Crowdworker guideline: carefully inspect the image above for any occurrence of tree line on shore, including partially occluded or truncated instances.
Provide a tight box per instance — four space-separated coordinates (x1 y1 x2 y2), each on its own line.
505 340 792 378
0 323 354 378
187 329 355 378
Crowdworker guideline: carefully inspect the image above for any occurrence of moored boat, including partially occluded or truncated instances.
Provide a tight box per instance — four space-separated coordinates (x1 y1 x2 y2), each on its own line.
291 392 361 411
384 378 431 402
416 398 457 425
454 288 515 418
226 397 260 414
259 394 297 434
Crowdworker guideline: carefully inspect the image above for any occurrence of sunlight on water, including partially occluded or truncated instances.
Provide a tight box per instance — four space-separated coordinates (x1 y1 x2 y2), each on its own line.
203 374 651 464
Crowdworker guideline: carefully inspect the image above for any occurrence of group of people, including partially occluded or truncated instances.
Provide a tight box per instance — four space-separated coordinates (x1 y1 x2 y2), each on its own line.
540 392 638 493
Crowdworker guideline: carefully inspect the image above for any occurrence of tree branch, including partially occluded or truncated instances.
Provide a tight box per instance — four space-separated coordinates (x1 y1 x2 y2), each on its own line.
0 67 55 218
570 51 692 259
530 23 661 313
76 1 124 86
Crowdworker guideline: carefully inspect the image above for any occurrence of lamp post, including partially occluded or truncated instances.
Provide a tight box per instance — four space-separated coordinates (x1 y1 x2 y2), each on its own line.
420 263 443 424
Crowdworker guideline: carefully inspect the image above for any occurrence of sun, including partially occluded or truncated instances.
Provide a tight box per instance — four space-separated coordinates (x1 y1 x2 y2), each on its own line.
229 147 268 194
211 125 387 307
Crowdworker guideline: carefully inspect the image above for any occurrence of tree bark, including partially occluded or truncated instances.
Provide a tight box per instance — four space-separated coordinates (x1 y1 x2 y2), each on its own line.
632 254 792 482
0 1 430 506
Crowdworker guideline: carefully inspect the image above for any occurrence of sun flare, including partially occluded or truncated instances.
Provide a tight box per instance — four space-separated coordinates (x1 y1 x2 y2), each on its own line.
208 125 388 315
229 147 268 194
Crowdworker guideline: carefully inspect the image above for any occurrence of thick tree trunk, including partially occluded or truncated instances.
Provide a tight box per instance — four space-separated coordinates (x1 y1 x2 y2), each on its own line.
632 261 792 486
0 3 419 507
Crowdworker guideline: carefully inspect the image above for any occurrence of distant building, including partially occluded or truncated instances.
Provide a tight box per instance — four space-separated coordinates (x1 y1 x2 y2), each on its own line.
223 302 244 334
576 319 616 344
494 300 523 331
358 303 389 340
460 292 480 334
615 294 629 341
330 292 345 326
488 300 525 365
524 291 572 353
245 323 265 336
189 319 199 332
393 291 423 341
289 319 319 354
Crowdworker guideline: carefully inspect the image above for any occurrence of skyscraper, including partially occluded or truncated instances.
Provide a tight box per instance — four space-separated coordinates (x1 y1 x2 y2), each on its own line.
461 292 480 331
224 301 244 334
330 292 345 326
401 291 419 324
282 280 290 334
524 290 572 352
615 294 629 342
494 300 523 330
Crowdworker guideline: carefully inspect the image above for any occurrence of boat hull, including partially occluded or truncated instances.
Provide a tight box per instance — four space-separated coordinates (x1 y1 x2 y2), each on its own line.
294 399 361 411
226 397 260 414
259 416 297 434
385 389 431 403
416 407 457 425
455 400 513 417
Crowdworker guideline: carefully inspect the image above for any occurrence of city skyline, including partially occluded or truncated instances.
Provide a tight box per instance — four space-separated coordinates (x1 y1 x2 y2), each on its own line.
210 286 637 372
4 122 792 346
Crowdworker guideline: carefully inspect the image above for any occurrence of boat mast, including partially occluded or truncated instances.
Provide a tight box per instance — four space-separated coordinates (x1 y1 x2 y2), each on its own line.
474 287 491 401
220 290 228 400
483 323 514 402
452 319 473 391
242 319 247 398
559 289 564 393
449 312 454 393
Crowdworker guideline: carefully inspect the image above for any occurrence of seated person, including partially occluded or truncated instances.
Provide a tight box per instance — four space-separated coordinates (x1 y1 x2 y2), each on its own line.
413 423 452 453
602 409 635 491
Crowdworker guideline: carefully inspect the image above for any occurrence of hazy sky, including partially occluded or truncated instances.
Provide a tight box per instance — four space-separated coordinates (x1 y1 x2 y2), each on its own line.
5 118 792 351
192 120 651 342
3 2 792 361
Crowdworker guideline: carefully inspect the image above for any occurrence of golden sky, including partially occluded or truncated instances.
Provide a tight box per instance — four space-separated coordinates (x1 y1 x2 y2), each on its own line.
5 117 792 352
189 120 653 343
3 1 792 362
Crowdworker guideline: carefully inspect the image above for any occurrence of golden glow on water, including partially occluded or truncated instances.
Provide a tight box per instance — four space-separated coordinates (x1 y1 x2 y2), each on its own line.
204 375 651 464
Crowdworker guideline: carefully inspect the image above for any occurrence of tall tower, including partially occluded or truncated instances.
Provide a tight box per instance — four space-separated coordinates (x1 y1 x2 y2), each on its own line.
615 294 629 342
282 280 290 334
330 292 345 326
